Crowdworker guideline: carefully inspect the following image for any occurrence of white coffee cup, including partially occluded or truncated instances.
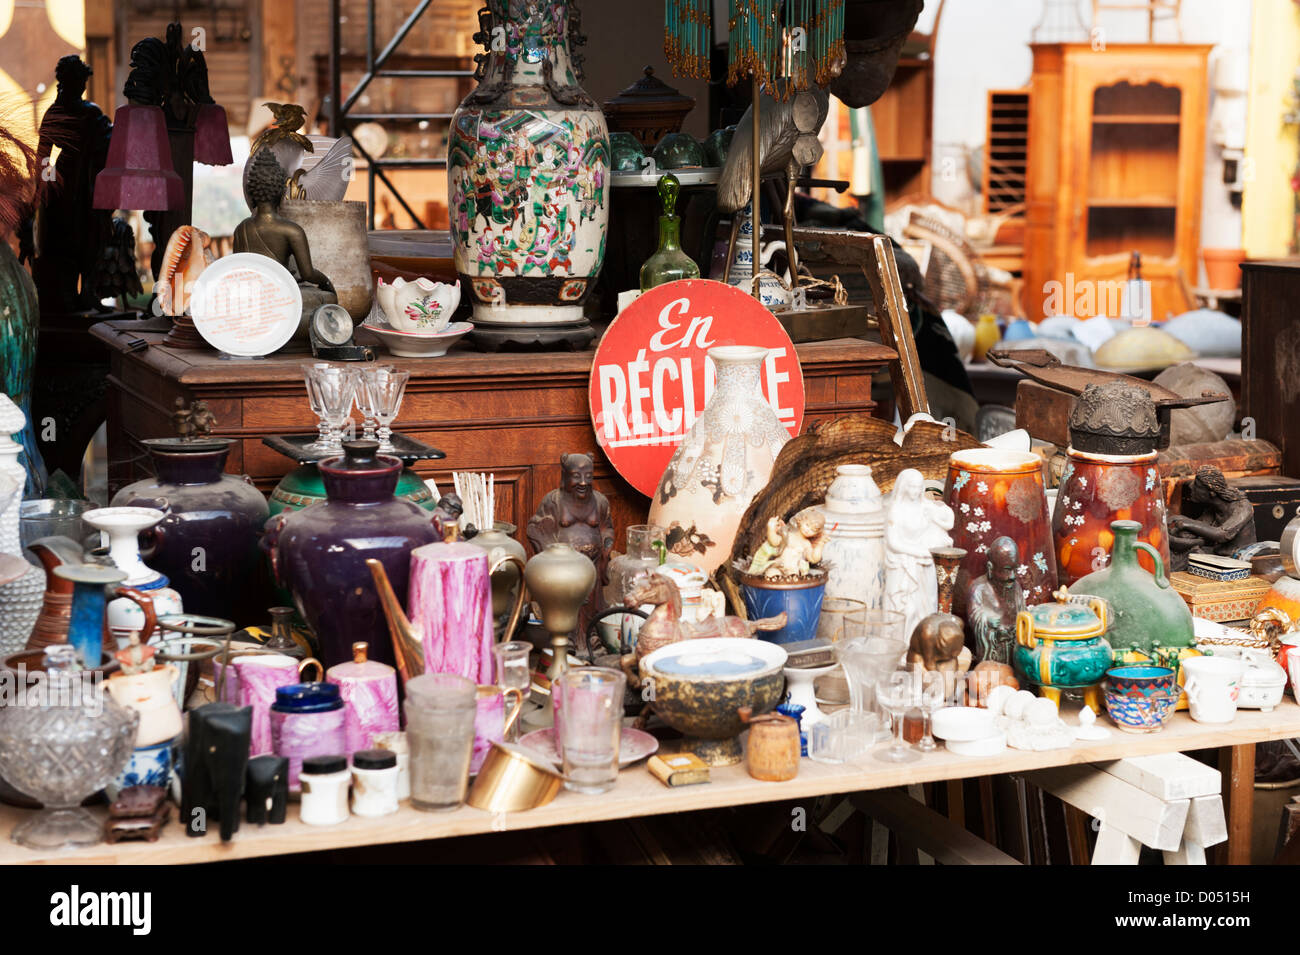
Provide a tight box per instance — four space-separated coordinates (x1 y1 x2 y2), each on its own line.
1182 656 1246 724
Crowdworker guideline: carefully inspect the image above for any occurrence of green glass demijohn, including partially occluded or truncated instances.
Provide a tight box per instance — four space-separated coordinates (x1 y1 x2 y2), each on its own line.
1072 519 1193 655
639 173 700 292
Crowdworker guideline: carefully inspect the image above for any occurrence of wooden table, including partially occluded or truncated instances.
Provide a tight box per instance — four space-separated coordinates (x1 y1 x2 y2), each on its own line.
91 322 894 543
6 703 1295 865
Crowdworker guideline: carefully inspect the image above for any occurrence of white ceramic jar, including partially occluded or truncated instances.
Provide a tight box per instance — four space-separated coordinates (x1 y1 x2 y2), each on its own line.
372 730 410 800
350 749 400 817
818 465 886 610
299 755 350 826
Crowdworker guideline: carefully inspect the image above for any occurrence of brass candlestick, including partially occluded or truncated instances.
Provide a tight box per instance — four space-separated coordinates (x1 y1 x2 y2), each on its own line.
523 542 597 726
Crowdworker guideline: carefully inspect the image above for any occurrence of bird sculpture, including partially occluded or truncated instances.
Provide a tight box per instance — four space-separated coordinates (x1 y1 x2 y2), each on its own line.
251 102 313 155
244 101 354 208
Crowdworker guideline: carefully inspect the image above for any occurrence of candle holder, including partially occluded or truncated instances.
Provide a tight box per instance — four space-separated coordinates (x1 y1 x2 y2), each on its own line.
523 543 597 726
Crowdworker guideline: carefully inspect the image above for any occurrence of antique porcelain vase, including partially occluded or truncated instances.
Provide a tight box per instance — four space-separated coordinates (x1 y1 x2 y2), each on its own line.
447 0 610 333
647 346 790 574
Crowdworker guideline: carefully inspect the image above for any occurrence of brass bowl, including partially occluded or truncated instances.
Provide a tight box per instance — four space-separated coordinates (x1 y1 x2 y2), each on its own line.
640 637 788 766
466 741 563 813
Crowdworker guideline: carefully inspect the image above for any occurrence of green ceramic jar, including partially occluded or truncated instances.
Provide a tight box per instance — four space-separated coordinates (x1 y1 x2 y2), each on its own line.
1014 591 1112 709
1073 520 1193 655
268 464 435 516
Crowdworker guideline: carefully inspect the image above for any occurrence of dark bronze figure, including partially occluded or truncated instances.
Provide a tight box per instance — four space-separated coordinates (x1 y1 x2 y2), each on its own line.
1168 466 1257 572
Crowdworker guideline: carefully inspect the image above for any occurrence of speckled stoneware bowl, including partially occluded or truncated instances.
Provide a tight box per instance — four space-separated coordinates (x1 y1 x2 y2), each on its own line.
640 637 788 766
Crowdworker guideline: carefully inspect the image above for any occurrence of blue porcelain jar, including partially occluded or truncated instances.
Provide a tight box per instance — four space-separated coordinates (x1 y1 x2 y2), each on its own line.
739 573 826 646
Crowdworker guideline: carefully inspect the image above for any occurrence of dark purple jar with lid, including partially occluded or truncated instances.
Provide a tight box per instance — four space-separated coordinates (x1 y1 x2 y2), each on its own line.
265 439 439 671
112 437 270 626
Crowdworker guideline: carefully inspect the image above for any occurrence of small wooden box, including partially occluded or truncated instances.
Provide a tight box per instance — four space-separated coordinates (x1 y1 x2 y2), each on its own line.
1228 475 1300 542
1171 571 1270 622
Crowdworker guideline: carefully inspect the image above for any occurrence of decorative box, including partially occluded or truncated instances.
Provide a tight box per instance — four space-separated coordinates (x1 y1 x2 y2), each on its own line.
1187 553 1252 582
1171 571 1270 623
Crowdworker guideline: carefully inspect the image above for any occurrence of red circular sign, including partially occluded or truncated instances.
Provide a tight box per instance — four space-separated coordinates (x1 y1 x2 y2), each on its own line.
589 279 804 498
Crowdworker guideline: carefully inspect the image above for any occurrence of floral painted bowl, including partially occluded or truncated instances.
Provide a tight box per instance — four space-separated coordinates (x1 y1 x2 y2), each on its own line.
360 320 474 358
375 276 460 332
1102 681 1180 733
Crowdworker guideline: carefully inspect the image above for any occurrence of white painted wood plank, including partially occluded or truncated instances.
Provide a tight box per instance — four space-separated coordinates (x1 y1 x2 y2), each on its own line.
1093 825 1142 864
1027 764 1190 851
1183 794 1228 848
1096 753 1220 800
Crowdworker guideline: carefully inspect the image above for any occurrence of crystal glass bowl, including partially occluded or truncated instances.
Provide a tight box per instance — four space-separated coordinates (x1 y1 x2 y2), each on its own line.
0 688 138 849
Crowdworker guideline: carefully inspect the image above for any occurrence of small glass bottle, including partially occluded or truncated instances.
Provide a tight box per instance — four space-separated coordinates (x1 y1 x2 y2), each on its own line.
299 755 350 826
639 173 700 291
607 525 664 603
350 749 399 817
262 606 306 660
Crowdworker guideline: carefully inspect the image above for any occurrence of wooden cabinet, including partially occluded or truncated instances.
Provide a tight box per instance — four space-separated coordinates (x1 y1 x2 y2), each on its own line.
873 56 934 202
91 323 894 551
1024 44 1210 321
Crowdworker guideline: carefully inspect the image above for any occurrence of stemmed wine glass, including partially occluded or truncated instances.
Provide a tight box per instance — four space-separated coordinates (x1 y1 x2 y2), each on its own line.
353 365 389 441
358 366 410 454
302 363 358 455
875 669 921 763
915 670 948 753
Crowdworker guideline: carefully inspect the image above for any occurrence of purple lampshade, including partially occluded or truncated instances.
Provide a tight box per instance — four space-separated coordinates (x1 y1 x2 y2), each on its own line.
93 104 184 211
194 103 234 166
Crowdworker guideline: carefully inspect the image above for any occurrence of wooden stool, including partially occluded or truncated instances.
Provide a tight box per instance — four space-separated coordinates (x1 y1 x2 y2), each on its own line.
1026 753 1225 864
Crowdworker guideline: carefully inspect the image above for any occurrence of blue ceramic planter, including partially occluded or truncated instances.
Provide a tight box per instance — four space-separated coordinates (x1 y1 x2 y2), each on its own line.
739 575 826 646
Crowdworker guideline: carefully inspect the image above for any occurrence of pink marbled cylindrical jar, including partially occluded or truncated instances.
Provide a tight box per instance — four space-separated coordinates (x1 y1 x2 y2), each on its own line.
270 682 347 792
227 653 310 756
408 541 495 684
327 642 399 755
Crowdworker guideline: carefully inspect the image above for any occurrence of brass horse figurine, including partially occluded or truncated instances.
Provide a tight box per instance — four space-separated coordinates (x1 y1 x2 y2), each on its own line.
619 572 786 687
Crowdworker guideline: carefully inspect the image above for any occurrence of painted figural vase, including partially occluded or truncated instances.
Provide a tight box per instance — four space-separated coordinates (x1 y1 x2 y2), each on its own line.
944 448 1058 618
448 0 610 329
648 346 790 574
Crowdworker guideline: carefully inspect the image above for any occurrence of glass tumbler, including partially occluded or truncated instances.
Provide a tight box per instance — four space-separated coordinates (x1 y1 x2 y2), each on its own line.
404 673 477 811
554 667 625 794
491 641 532 743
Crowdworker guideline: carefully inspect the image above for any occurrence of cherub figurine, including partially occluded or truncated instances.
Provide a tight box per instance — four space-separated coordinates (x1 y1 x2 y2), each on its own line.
190 400 216 437
747 508 827 580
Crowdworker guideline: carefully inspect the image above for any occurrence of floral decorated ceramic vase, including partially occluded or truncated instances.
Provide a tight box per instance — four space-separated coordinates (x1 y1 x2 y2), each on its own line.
648 346 790 574
944 448 1058 617
448 0 609 329
1052 449 1169 587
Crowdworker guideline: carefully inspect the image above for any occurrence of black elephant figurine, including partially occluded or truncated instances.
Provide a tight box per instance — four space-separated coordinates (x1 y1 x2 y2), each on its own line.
181 703 251 841
245 755 288 826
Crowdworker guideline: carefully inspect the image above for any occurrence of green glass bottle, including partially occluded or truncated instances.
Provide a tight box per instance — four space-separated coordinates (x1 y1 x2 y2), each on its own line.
639 173 700 291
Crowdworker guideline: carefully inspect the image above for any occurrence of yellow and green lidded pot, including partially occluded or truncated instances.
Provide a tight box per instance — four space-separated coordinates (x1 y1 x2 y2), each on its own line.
1014 587 1114 711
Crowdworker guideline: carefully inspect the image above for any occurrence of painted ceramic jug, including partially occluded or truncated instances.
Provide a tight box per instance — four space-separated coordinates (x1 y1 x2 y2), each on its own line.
1073 520 1194 656
1014 589 1112 711
648 345 790 574
448 0 610 331
944 448 1057 617
818 465 886 610
112 437 270 626
83 507 184 647
265 440 441 669
1053 449 1169 586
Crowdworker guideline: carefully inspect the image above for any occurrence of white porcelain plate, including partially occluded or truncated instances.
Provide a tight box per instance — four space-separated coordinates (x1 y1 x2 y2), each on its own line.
189 253 302 357
519 727 659 768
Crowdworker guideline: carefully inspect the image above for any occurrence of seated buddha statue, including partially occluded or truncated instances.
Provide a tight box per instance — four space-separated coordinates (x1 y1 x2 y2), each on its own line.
234 149 336 333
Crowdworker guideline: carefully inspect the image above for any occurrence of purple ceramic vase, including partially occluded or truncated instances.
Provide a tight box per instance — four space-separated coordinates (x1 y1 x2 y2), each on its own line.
266 440 439 670
112 438 270 626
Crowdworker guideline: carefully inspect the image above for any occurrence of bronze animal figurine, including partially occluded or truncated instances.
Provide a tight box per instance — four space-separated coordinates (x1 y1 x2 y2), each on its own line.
619 573 785 687
906 611 972 700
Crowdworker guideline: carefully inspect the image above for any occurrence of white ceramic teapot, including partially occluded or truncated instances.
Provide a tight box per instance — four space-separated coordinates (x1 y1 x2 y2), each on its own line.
376 276 460 332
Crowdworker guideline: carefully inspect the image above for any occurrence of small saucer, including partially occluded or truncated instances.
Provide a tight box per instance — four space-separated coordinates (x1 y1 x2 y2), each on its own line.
358 319 473 358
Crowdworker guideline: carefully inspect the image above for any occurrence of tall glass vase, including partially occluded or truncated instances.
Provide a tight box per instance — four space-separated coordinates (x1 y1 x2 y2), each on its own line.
448 0 610 338
648 345 790 574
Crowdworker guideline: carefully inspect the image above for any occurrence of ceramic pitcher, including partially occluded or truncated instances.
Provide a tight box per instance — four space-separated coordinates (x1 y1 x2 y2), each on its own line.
106 664 183 747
